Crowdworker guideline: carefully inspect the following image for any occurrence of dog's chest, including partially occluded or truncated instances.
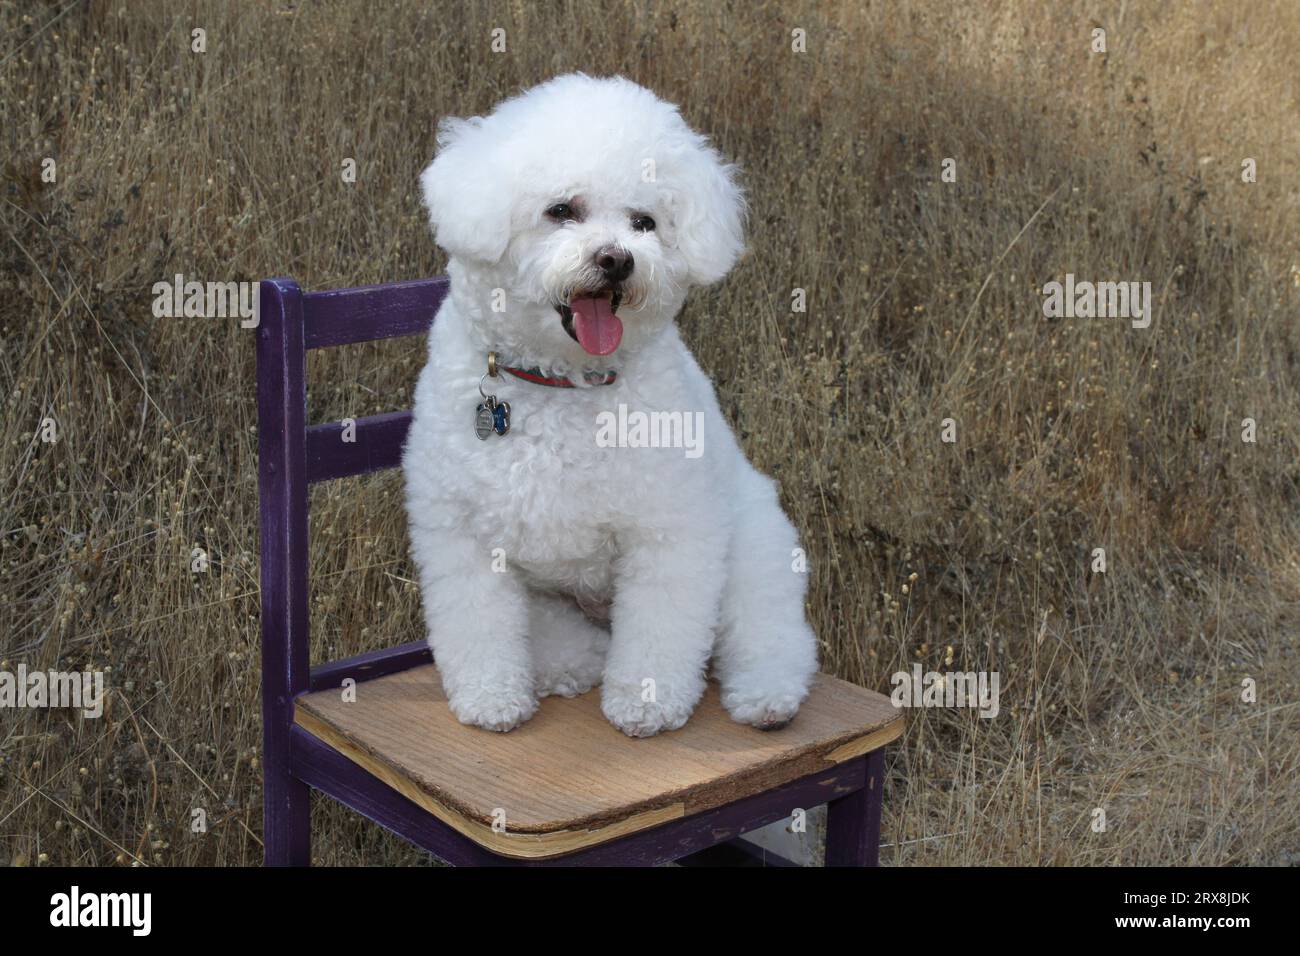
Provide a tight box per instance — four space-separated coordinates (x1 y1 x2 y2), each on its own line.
410 334 717 591
469 393 631 569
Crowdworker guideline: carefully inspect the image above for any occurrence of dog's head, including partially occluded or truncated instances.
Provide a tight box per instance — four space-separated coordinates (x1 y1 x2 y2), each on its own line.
419 74 746 366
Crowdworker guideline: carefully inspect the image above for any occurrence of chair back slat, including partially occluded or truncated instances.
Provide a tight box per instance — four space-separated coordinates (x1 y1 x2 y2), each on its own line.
303 277 447 349
306 411 413 484
257 278 313 817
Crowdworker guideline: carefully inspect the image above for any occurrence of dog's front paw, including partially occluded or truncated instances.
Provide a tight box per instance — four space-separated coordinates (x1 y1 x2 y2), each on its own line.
722 688 805 731
448 685 538 733
601 682 694 738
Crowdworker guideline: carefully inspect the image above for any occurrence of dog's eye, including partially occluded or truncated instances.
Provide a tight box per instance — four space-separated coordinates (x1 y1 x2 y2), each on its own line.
546 203 575 222
631 214 656 232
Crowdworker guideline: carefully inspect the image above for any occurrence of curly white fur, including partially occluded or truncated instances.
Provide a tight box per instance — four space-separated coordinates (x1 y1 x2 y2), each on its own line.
403 74 818 737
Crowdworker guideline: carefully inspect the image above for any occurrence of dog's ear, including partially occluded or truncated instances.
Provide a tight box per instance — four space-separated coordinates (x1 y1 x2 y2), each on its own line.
670 142 748 286
419 117 513 264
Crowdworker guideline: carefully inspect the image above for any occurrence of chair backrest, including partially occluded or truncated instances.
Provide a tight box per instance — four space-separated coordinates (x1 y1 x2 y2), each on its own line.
256 277 448 725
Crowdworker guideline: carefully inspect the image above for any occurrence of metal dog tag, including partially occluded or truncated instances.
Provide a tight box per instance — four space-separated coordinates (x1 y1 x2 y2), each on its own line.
474 354 511 440
474 402 494 440
474 396 510 440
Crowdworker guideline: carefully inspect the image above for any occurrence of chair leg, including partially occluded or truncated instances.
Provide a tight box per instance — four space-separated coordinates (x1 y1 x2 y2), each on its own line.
264 763 312 866
824 748 884 867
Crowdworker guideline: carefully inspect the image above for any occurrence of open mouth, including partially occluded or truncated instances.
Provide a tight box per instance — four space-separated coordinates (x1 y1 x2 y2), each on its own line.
558 288 624 356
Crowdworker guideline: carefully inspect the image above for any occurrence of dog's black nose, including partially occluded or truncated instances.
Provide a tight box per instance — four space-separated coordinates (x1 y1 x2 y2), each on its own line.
595 247 634 283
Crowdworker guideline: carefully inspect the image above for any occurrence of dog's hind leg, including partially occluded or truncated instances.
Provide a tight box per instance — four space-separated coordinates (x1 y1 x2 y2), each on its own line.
714 467 820 729
529 592 610 698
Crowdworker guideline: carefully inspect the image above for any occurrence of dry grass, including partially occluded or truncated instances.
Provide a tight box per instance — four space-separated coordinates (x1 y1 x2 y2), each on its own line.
2 0 1297 867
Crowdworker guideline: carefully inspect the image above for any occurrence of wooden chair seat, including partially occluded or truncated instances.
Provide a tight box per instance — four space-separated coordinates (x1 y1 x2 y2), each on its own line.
295 664 902 860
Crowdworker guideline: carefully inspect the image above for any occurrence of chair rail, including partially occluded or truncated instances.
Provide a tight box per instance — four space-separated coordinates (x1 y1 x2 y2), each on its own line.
306 411 413 483
303 277 447 349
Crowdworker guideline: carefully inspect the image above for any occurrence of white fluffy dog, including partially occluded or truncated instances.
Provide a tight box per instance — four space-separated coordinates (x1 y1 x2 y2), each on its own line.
402 74 818 737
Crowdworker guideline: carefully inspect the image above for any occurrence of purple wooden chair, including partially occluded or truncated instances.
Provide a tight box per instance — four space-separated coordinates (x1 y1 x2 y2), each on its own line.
256 276 903 866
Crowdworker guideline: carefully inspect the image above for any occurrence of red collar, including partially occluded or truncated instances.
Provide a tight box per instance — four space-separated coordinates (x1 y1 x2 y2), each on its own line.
500 365 618 388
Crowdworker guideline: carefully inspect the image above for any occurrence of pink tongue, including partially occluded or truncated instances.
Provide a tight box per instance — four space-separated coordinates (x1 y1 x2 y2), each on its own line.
570 296 623 355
